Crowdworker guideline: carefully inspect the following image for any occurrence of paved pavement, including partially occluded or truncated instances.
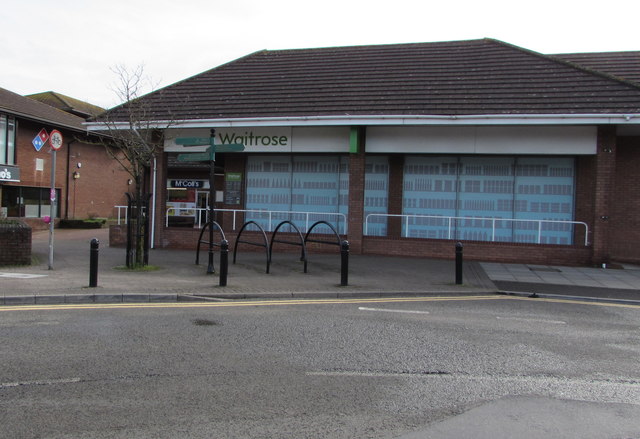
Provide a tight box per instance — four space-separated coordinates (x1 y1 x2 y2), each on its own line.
1 228 639 305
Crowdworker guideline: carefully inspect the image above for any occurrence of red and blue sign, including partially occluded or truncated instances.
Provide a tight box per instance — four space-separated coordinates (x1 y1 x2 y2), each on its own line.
32 128 49 151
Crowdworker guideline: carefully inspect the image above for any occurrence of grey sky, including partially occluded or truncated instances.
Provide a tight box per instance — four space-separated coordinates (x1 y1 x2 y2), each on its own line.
2 0 638 109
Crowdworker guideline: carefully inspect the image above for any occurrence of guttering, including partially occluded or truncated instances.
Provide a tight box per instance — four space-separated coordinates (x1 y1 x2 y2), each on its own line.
85 113 640 130
2 108 87 133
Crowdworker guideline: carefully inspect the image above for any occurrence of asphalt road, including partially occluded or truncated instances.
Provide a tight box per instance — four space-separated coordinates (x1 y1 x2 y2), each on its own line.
1 296 639 438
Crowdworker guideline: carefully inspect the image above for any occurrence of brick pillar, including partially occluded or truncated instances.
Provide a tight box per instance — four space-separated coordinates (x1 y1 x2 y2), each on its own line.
153 151 167 248
592 126 617 264
347 128 365 254
387 155 404 238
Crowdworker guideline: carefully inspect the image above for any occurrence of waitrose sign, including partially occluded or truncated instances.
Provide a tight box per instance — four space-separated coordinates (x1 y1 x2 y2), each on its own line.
165 127 291 152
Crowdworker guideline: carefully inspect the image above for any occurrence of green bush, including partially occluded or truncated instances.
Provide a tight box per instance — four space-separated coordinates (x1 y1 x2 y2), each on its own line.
59 219 106 229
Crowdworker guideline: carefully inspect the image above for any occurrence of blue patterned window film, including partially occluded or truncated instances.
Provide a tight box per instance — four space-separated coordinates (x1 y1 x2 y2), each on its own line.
514 157 575 244
246 155 349 234
401 156 576 244
458 156 515 242
403 156 458 239
364 156 389 236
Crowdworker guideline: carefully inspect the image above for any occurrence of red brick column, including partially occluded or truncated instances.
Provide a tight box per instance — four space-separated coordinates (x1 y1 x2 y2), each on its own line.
153 151 167 248
348 151 366 254
386 155 405 238
591 126 617 264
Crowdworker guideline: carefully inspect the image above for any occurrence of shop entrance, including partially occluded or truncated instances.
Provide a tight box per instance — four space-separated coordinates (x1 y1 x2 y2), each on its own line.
197 190 209 225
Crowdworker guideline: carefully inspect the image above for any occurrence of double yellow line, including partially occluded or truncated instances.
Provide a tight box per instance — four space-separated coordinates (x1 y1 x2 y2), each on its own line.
1 295 638 312
1 295 501 312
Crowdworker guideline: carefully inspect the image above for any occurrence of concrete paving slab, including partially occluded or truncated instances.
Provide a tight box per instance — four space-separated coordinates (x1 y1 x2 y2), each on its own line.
1 228 639 305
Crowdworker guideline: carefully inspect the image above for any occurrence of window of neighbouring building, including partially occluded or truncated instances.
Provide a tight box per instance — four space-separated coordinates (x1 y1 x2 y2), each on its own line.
0 114 16 165
401 156 576 244
1 186 60 218
245 155 349 234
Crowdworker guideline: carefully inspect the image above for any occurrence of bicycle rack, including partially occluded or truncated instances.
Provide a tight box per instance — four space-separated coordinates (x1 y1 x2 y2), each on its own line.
304 221 349 286
233 220 271 274
269 221 308 273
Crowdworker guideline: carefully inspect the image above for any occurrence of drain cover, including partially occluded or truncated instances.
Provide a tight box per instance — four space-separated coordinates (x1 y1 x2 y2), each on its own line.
528 266 561 273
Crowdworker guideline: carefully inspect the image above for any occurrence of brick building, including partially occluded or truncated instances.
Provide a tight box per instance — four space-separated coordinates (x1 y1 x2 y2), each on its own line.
89 39 640 265
0 87 131 229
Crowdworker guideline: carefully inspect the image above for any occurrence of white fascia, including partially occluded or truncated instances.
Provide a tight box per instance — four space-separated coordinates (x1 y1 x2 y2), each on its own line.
84 113 640 130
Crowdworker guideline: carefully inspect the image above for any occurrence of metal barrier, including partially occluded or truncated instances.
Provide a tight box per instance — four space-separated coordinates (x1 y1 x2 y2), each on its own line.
364 213 590 246
165 207 348 234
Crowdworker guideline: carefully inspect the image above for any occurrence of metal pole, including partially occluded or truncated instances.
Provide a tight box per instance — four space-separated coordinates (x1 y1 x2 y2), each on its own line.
48 150 56 270
89 238 99 287
125 193 133 268
455 242 463 285
340 240 349 286
207 130 216 274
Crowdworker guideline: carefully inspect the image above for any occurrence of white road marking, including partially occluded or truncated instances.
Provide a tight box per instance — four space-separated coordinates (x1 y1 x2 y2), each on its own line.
0 273 48 279
358 307 430 315
496 316 566 325
0 377 82 389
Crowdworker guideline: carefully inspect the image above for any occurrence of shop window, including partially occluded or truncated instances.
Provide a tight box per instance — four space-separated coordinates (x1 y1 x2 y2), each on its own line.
1 186 60 218
0 114 16 165
166 186 198 227
401 156 575 244
245 155 349 233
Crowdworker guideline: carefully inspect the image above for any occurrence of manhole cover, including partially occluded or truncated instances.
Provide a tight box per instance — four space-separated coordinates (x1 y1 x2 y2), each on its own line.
528 266 561 273
192 319 219 326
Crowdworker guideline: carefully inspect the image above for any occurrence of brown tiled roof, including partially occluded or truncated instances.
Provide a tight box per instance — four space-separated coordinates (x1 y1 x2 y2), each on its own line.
102 39 640 122
554 51 640 85
26 91 105 119
0 87 86 131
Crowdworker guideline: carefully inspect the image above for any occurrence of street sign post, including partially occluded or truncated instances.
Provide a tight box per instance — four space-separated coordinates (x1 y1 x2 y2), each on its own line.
177 152 212 162
174 130 244 274
49 130 63 150
48 131 63 269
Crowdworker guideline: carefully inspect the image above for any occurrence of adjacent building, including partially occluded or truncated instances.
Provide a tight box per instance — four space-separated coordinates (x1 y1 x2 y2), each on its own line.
0 87 130 228
89 39 640 265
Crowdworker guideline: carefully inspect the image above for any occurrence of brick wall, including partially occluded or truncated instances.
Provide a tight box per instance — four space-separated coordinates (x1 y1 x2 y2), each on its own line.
609 136 640 263
347 150 365 253
65 142 131 219
0 221 31 265
387 155 404 238
590 126 617 264
362 236 592 266
574 154 596 250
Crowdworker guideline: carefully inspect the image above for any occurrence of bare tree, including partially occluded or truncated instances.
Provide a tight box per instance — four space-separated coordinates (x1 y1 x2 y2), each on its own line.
91 65 170 268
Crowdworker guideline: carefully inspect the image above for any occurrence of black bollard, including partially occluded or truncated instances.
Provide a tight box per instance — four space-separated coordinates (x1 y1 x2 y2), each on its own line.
219 239 229 287
340 240 349 286
89 238 99 287
455 242 463 285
